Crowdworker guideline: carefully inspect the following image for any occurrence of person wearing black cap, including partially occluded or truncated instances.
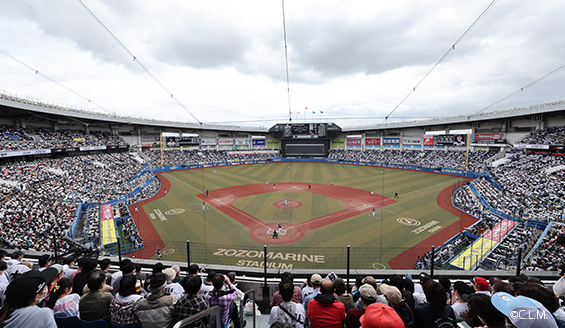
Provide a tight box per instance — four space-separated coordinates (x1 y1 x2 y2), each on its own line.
37 254 52 272
0 270 58 328
199 270 216 297
136 272 175 328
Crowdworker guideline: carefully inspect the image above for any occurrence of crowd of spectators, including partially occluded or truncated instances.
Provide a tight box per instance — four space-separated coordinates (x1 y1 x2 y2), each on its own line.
0 126 127 151
328 149 497 172
144 149 281 167
521 125 565 145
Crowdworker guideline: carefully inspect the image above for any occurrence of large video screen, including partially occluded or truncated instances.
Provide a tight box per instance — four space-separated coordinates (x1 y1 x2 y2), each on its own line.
286 144 325 156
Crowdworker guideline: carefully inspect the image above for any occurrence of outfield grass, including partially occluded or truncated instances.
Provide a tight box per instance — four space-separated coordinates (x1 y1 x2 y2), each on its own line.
140 163 466 269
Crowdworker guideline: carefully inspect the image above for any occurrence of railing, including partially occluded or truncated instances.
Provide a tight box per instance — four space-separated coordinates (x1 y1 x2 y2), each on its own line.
173 306 222 328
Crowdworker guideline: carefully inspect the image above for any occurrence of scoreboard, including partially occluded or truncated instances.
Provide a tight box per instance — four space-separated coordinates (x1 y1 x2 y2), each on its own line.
269 123 342 157
269 123 341 139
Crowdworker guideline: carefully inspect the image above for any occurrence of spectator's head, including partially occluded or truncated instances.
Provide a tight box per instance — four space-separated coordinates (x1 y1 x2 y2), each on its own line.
491 292 558 328
172 265 180 276
11 251 24 261
359 303 404 328
362 276 377 290
280 271 293 283
355 275 364 288
47 277 73 309
152 262 164 275
423 280 447 311
359 284 377 307
163 268 176 284
517 282 559 313
82 259 98 275
149 273 167 294
206 270 217 282
183 275 202 295
334 278 346 295
379 283 403 307
63 257 75 267
492 281 516 296
119 273 137 297
227 272 236 284
2 270 51 312
0 250 6 262
452 281 473 301
189 264 199 276
121 262 135 276
320 279 334 295
212 274 225 290
279 281 294 302
438 275 451 293
38 254 52 268
99 258 111 271
556 234 565 246
419 272 431 286
388 274 404 292
87 270 106 292
404 278 415 294
467 293 506 327
310 274 322 289
471 277 490 292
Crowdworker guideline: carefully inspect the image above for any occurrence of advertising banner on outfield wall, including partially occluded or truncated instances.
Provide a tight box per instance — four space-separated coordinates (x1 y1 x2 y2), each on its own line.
267 139 280 148
252 139 266 146
383 138 400 145
513 144 550 150
434 134 466 147
402 137 421 145
346 138 361 146
235 139 248 146
423 135 434 146
218 139 234 145
201 138 218 145
365 138 381 147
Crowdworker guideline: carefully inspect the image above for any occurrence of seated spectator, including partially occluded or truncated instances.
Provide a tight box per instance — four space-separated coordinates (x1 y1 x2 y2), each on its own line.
271 272 303 307
268 281 306 328
48 277 80 318
334 278 354 313
112 260 135 296
491 292 559 328
206 274 237 327
346 284 376 328
199 270 216 297
451 281 473 319
0 270 58 328
307 279 345 328
471 276 491 296
379 283 414 328
517 282 565 321
354 276 387 309
73 259 98 296
414 281 456 328
303 274 322 313
110 273 143 326
136 272 175 328
358 302 405 328
389 274 415 313
79 270 113 322
175 275 209 327
163 268 184 301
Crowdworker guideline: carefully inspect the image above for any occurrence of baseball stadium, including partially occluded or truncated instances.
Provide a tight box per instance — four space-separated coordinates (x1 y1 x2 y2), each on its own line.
1 1 565 327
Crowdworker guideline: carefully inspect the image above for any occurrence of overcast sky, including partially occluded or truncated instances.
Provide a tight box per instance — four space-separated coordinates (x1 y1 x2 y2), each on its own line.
0 0 564 128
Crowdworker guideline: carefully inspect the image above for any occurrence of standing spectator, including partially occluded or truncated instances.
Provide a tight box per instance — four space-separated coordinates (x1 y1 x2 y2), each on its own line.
136 272 175 328
110 273 143 326
206 274 237 326
414 281 456 328
268 281 306 328
79 270 113 322
307 279 345 328
175 275 210 327
0 270 58 328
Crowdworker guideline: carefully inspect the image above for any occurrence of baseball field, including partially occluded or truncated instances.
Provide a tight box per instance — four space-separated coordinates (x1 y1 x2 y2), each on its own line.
129 162 476 270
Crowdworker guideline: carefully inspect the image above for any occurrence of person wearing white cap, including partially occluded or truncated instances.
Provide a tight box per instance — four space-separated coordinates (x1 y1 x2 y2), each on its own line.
303 274 322 314
163 268 184 301
491 292 559 328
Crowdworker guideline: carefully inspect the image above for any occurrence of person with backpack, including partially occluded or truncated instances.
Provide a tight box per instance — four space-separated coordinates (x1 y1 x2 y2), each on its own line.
269 281 306 328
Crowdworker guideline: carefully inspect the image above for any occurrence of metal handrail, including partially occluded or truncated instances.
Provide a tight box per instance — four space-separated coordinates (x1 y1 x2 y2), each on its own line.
173 305 222 328
242 288 257 328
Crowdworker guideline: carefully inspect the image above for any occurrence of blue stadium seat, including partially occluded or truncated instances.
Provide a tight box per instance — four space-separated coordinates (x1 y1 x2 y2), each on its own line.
55 315 83 328
82 319 110 328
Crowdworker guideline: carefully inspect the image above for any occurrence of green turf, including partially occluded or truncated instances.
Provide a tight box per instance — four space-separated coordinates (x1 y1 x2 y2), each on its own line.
141 163 466 269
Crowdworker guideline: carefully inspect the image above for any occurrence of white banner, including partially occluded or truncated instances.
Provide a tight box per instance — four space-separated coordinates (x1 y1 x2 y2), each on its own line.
0 149 52 158
201 138 217 145
402 137 421 145
79 146 107 151
513 144 549 150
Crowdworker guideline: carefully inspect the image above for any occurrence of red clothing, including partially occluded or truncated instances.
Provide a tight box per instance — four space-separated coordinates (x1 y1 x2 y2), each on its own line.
307 298 345 328
346 308 365 328
270 286 303 306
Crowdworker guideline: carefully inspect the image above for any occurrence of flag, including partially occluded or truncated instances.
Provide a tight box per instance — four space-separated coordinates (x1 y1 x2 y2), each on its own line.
305 107 307 109
312 111 315 114
320 111 324 114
